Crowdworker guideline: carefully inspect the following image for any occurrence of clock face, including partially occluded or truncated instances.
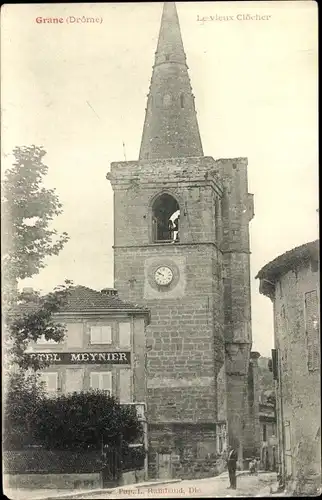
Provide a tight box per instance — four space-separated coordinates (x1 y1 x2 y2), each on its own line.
154 266 174 286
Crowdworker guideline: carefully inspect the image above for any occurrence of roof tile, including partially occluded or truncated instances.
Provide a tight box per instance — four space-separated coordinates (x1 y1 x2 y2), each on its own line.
10 286 149 317
59 286 149 313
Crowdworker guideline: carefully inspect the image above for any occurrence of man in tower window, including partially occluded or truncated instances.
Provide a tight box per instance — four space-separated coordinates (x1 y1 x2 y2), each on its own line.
172 215 180 242
168 218 174 241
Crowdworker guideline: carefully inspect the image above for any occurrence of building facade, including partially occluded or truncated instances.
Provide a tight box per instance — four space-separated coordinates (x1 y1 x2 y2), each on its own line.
259 392 278 471
107 2 255 478
26 286 150 407
243 351 262 461
256 240 320 495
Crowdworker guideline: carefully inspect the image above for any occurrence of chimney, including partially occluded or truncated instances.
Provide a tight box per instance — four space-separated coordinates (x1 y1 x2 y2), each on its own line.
101 288 118 297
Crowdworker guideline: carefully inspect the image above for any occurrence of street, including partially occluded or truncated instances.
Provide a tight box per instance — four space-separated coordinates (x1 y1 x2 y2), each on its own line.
69 472 277 499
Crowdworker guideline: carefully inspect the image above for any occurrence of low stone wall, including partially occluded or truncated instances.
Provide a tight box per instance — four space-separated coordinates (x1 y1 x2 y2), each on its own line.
172 457 225 479
3 450 145 490
3 470 145 490
3 473 102 490
3 449 102 474
121 470 145 485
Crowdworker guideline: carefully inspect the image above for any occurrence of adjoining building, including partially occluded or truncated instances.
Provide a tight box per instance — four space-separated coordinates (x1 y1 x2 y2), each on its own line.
107 2 257 478
25 285 150 475
256 239 320 495
6 286 151 488
26 286 150 407
259 390 278 472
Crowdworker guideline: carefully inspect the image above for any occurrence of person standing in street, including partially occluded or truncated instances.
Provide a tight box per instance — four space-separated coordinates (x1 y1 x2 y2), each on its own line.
227 445 238 489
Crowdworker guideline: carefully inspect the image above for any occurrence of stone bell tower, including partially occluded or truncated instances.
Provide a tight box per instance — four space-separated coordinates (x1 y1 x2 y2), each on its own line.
107 2 254 477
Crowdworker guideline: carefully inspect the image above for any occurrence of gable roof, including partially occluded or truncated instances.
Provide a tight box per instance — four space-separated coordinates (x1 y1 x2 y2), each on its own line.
10 286 150 322
58 286 149 315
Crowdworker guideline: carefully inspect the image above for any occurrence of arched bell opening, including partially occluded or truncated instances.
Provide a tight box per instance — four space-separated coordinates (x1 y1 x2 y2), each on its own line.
152 193 180 243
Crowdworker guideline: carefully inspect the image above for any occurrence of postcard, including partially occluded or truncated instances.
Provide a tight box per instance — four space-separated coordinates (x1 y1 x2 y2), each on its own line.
1 2 319 499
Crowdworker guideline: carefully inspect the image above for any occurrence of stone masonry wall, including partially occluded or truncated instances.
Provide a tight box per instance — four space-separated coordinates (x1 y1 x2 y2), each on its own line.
148 424 220 480
216 158 254 461
114 244 224 424
244 353 261 459
274 259 320 494
109 157 223 248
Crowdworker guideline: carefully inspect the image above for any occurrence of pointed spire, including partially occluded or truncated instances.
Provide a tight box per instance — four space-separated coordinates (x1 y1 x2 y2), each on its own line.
139 2 204 160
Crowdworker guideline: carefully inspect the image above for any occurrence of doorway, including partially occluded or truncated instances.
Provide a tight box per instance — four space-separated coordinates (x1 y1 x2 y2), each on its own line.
157 453 172 479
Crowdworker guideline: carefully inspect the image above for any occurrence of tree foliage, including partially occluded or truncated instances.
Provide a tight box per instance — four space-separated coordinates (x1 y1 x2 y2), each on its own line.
3 369 46 450
6 281 73 370
2 145 69 289
3 386 143 452
1 145 71 368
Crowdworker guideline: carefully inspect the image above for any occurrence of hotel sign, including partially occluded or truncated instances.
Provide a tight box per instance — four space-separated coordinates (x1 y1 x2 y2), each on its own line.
26 352 131 365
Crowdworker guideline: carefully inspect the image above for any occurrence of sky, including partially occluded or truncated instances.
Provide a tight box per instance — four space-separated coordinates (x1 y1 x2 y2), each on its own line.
1 1 318 356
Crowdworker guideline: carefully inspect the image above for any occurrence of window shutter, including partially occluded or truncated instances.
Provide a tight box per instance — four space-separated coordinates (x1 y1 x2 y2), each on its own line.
48 373 58 391
119 369 131 403
284 421 291 451
101 372 112 393
41 372 58 393
308 344 314 369
119 322 131 347
271 349 278 380
305 290 319 371
90 326 112 344
101 326 112 344
66 323 83 348
66 369 83 394
313 344 320 369
90 372 100 390
90 326 102 344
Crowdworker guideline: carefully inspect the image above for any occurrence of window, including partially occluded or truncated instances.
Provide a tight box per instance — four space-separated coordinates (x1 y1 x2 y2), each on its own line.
135 403 145 421
90 325 112 344
119 322 131 348
263 424 267 442
271 349 279 381
90 371 112 394
218 436 223 453
165 54 170 61
311 259 318 273
119 368 131 403
284 421 291 451
36 335 59 345
40 372 58 394
152 193 180 243
282 348 288 372
304 290 319 371
66 323 83 348
66 369 84 394
180 93 184 108
163 94 172 107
